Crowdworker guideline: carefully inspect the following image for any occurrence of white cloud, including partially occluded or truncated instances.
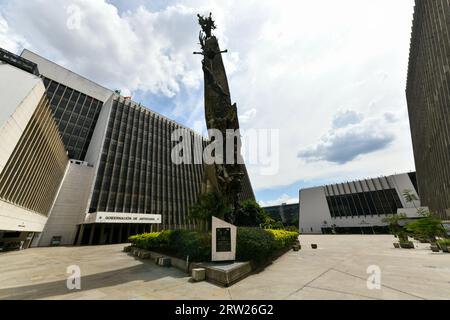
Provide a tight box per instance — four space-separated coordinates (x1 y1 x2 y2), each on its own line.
258 194 298 208
1 0 204 98
0 12 28 52
239 108 257 124
298 110 396 164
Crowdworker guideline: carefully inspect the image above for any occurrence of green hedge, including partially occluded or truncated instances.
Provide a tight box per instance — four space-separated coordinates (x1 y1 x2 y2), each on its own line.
128 230 172 250
236 227 275 262
266 229 299 250
437 239 450 247
128 230 210 262
130 227 299 263
236 227 299 262
168 230 211 262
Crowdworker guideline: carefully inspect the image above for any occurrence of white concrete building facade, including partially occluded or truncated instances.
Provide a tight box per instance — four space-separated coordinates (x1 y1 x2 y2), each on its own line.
299 172 424 234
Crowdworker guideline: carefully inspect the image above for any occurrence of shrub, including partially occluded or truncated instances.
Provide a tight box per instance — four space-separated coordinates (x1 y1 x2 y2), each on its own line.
283 225 299 233
129 232 161 249
437 239 450 247
405 214 446 242
168 230 211 262
266 229 299 250
189 191 231 229
234 200 268 227
236 227 274 262
128 230 173 250
383 214 409 242
261 216 284 230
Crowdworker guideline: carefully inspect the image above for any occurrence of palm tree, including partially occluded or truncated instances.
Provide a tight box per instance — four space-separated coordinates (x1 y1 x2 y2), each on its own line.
402 189 419 209
383 214 408 242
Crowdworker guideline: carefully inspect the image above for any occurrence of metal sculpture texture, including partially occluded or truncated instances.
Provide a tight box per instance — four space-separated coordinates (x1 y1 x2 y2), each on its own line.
194 13 245 217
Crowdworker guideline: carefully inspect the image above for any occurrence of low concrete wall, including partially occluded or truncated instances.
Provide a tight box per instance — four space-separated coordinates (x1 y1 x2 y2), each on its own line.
126 247 194 274
125 245 295 287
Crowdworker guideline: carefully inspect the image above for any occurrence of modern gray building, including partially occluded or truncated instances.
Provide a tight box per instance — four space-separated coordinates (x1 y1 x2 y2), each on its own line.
299 172 424 234
406 0 450 219
0 47 254 250
263 203 299 226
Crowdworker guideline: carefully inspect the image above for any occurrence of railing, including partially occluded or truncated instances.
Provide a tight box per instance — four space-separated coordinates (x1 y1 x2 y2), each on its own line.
0 47 39 75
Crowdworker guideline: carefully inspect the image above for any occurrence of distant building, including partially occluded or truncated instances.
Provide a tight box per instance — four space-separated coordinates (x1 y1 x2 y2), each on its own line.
263 203 299 226
299 172 424 234
0 47 255 250
406 0 450 219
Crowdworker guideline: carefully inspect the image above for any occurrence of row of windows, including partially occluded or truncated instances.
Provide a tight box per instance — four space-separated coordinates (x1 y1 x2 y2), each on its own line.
326 188 403 218
89 99 205 219
43 77 103 160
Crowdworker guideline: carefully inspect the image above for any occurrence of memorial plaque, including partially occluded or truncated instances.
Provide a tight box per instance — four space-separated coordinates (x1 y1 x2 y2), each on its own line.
212 216 236 261
216 227 231 252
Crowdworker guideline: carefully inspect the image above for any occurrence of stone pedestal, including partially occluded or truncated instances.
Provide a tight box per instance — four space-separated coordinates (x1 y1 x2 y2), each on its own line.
192 268 206 282
212 217 236 262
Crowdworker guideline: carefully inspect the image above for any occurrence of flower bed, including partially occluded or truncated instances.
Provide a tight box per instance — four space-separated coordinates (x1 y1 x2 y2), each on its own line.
129 228 299 264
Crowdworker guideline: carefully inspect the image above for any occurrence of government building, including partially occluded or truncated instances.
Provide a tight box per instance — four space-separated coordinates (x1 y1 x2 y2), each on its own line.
406 0 450 219
299 172 423 234
0 47 254 250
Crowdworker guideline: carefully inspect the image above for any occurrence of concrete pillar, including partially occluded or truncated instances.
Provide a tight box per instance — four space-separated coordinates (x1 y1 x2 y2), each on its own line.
99 224 105 245
118 224 123 243
76 225 85 246
126 224 131 240
88 224 95 245
108 225 114 244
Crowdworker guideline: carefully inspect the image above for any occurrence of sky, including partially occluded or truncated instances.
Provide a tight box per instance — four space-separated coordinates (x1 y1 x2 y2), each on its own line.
0 0 417 207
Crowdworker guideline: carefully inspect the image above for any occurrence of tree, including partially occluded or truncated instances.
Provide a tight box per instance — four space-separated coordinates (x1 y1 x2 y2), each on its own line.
383 214 409 242
232 200 269 227
402 189 419 210
405 212 445 243
189 191 231 230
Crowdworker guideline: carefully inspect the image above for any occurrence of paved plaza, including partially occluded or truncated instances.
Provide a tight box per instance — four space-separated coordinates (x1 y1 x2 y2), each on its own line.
0 235 449 300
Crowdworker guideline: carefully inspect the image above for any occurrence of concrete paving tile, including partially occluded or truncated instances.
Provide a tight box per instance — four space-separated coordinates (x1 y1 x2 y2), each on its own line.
0 236 449 300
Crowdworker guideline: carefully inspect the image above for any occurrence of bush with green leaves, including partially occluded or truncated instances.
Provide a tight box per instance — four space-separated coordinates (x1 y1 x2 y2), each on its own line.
382 214 409 242
128 232 162 249
437 239 450 247
189 191 231 229
405 213 445 242
129 230 211 262
168 230 211 262
266 229 299 250
236 227 275 262
283 225 299 233
261 216 284 230
233 200 268 227
236 227 299 262
130 226 299 264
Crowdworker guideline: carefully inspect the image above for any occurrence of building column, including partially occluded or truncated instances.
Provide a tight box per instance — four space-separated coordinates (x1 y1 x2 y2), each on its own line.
99 224 105 245
108 225 114 244
126 224 131 240
118 224 123 243
88 224 96 245
76 225 85 246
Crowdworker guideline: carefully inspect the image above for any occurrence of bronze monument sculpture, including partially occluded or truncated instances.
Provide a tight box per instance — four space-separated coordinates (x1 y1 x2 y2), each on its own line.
194 13 246 220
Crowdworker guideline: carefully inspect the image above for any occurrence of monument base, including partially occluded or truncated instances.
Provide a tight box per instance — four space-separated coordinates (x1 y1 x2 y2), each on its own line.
193 261 252 287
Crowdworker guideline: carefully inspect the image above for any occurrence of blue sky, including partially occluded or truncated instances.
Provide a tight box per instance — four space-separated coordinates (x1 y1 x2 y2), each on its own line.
0 0 417 206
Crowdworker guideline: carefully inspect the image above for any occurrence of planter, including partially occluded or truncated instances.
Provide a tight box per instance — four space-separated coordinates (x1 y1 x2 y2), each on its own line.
430 244 440 252
393 243 400 248
400 241 415 249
